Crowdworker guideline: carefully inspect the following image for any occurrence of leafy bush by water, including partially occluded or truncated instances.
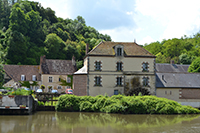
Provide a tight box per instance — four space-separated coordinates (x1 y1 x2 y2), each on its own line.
55 95 200 114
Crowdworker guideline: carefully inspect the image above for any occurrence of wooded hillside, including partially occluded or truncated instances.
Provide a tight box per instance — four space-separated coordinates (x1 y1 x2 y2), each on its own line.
0 0 111 68
143 34 200 65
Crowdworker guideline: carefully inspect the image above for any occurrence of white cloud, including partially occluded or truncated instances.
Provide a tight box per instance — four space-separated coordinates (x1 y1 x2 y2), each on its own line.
99 27 135 42
135 0 200 40
126 11 133 15
34 0 72 19
138 36 156 45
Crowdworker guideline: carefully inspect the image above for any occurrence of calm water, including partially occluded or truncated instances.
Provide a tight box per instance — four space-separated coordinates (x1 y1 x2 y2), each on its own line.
0 112 200 133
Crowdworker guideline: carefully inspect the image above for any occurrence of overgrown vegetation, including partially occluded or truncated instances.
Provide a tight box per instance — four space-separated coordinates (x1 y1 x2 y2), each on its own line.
124 77 150 96
55 95 200 114
5 88 34 95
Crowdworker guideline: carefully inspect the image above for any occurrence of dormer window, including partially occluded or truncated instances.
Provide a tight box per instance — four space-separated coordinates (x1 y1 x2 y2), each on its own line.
117 48 122 56
32 75 36 81
115 45 124 57
21 75 25 81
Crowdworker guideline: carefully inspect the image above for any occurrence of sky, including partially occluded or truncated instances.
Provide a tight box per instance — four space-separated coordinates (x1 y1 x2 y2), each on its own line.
34 0 200 45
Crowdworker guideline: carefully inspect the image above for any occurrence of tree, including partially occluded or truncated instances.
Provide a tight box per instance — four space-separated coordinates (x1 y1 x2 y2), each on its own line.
0 63 4 88
143 41 163 55
188 57 200 72
179 53 192 64
6 31 28 64
124 77 150 96
44 33 66 59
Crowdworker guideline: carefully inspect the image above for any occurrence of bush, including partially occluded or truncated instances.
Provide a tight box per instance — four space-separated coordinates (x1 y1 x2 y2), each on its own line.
55 95 200 114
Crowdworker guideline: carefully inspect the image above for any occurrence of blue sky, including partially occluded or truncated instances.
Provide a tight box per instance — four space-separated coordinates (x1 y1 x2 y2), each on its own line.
34 0 200 45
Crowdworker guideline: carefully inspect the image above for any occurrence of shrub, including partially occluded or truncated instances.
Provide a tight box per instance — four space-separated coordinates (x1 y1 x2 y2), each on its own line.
80 101 93 112
55 95 200 114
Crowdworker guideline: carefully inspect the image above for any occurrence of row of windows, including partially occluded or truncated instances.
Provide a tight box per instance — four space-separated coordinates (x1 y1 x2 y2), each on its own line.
48 77 71 83
94 77 149 86
94 61 149 72
46 85 71 90
21 75 37 81
20 75 72 83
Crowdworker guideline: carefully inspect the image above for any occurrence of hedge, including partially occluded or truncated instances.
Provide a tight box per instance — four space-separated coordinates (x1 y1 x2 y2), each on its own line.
55 95 200 114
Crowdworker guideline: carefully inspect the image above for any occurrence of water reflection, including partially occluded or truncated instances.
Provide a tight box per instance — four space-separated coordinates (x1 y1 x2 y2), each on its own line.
0 112 200 133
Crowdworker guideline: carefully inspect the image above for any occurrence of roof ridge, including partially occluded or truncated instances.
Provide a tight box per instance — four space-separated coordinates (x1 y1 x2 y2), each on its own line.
46 59 72 61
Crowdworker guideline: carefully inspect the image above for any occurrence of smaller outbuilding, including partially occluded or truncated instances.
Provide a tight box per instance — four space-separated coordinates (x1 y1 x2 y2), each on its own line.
156 62 200 108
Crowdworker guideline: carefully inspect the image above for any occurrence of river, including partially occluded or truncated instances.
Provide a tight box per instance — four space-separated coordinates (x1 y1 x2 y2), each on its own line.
0 112 200 133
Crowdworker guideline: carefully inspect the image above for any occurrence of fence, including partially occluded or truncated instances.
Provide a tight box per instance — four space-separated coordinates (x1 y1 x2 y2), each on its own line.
35 92 62 111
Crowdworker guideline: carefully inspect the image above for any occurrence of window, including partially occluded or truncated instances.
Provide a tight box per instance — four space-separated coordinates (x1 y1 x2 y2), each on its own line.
117 48 122 56
143 77 149 86
59 78 61 82
117 62 123 71
66 86 71 89
95 61 101 71
57 86 62 89
32 75 36 81
66 77 71 83
94 76 102 86
114 90 119 95
142 62 149 72
21 75 25 81
116 77 122 86
49 77 53 82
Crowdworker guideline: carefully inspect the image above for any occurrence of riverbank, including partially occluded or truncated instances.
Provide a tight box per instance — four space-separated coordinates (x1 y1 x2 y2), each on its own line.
56 95 200 114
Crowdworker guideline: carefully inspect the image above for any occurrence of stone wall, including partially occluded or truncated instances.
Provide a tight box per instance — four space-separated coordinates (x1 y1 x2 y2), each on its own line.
0 95 37 115
73 74 87 96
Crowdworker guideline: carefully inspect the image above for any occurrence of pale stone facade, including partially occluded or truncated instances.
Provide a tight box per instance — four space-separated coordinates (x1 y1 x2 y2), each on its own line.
74 41 156 96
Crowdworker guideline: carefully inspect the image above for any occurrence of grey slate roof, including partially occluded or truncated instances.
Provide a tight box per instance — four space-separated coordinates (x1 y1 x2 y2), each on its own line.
156 63 189 73
156 73 200 88
41 59 76 75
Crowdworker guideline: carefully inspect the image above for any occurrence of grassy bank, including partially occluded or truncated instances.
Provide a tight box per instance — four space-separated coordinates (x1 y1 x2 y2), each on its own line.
55 95 200 114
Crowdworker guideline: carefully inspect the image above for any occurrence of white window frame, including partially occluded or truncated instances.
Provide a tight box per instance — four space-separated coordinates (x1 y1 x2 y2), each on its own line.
66 77 71 83
142 62 149 72
21 75 25 81
142 77 149 86
32 75 36 81
115 45 124 57
116 62 123 71
94 76 102 86
49 77 53 82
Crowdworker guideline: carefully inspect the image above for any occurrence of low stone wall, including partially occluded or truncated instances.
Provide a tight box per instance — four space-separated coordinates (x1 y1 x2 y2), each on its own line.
0 95 37 115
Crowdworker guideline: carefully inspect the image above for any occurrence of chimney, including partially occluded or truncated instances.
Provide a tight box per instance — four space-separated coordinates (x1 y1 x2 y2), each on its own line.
86 43 89 55
39 55 46 74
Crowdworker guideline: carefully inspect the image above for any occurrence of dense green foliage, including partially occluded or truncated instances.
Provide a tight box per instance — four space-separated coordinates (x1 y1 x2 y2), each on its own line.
0 63 4 87
188 57 200 72
55 95 200 114
5 88 34 95
143 35 200 65
0 0 111 68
